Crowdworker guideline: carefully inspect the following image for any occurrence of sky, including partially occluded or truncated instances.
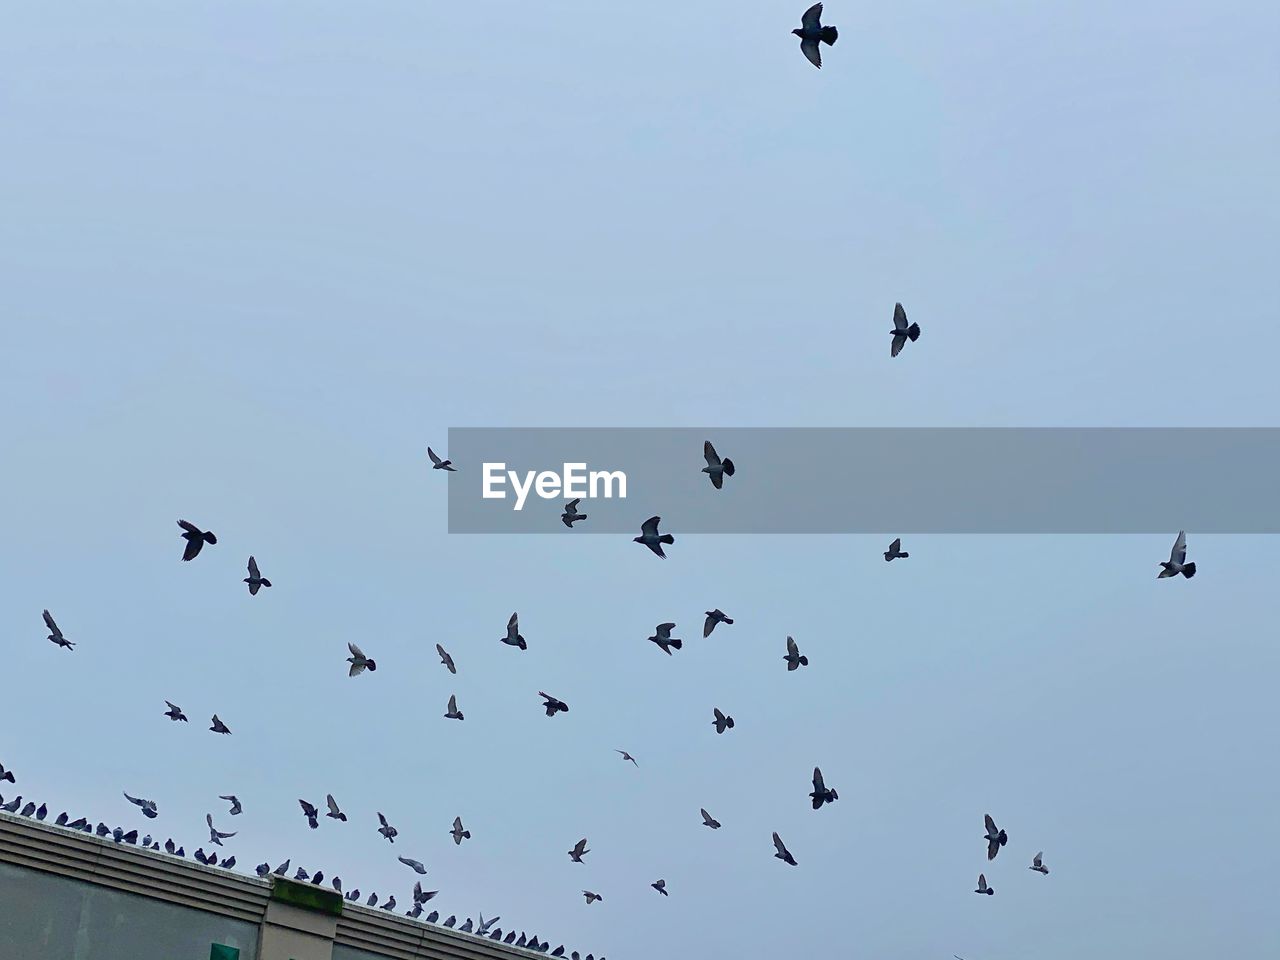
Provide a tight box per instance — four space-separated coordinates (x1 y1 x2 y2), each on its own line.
2 2 1279 958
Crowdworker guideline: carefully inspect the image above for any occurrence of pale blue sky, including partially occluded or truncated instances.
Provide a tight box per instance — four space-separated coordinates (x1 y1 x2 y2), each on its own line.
2 2 1278 958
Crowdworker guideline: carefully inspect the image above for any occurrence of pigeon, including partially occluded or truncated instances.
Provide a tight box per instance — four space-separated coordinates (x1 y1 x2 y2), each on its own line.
366 892 378 906
651 879 668 896
514 932 523 944
220 795 242 816
325 794 347 821
21 802 36 817
1158 530 1197 579
163 701 188 722
703 609 733 637
551 949 564 958
810 767 838 809
444 694 465 721
478 914 499 934
1030 852 1049 875
436 643 456 675
492 931 504 941
583 891 603 905
615 750 638 767
399 856 428 875
255 862 270 877
974 873 994 895
380 896 396 911
884 537 908 561
793 2 838 69
460 919 474 933
504 932 517 943
210 715 231 735
165 839 177 854
194 848 211 865
568 838 590 863
427 447 455 471
426 910 439 923
121 829 138 845
407 902 423 919
346 642 376 676
772 832 797 866
70 817 88 831
451 816 471 845
413 882 437 903
56 812 69 826
244 556 272 595
345 890 360 902
634 516 674 558
94 821 108 836
500 612 527 650
377 812 398 843
177 519 217 561
700 808 721 829
444 915 458 928
0 763 13 783
984 814 1008 861
299 799 319 829
273 859 290 876
222 855 236 869
332 877 342 892
648 623 682 655
174 846 186 857
784 636 809 671
702 440 736 489
207 814 236 846
712 708 735 734
123 792 159 819
42 610 73 649
539 691 570 716
890 302 921 358
561 498 588 527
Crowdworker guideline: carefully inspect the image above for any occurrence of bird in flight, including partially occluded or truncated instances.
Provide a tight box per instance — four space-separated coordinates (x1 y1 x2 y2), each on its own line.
984 814 1008 861
163 701 188 722
700 808 721 829
567 838 590 863
784 636 809 671
974 873 994 895
0 764 13 785
810 767 838 809
561 498 588 528
712 708 735 734
244 556 272 595
890 303 922 358
219 795 242 816
582 890 602 905
427 447 456 471
1158 530 1197 579
500 612 527 650
123 792 159 819
539 692 570 717
651 879 668 896
884 538 908 561
436 643 456 675
299 799 320 829
346 642 376 676
42 610 73 650
703 609 733 637
1030 851 1049 875
177 519 217 561
444 694 465 721
399 856 428 875
325 794 346 821
450 816 471 845
413 881 437 903
702 440 736 489
209 715 231 735
615 750 638 767
377 812 398 843
793 3 838 69
634 516 674 559
649 622 682 656
772 832 798 866
206 813 236 846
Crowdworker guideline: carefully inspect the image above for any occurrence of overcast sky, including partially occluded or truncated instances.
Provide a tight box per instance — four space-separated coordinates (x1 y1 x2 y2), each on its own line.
2 2 1278 958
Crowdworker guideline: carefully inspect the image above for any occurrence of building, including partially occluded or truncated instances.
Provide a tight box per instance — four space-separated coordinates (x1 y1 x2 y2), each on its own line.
2 812 556 960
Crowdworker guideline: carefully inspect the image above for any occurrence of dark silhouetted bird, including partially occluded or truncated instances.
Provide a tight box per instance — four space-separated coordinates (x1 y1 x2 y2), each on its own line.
346 642 376 676
1030 852 1049 875
244 556 272 595
651 879 668 896
124 792 158 819
784 636 809 671
177 519 217 561
366 892 378 906
206 813 236 846
984 814 1008 861
1158 530 1197 579
539 692 569 716
649 622 682 655
634 516 674 558
615 750 638 767
890 303 921 358
346 890 360 902
332 877 342 893
325 794 346 821
713 708 735 734
299 800 319 829
459 918 474 932
221 856 236 869
444 694 464 721
399 856 428 875
42 610 73 650
0 764 13 784
56 812 69 826
413 882 437 903
810 767 838 809
425 910 438 923
34 803 46 821
407 902 423 919
255 862 270 877
377 812 398 843
220 795 242 816
772 832 797 866
436 643 456 675
561 498 588 527
702 440 736 489
700 808 721 829
310 870 323 885
884 537 908 561
703 609 733 637
568 838 590 863
444 915 458 928
478 914 499 935
210 715 231 735
974 873 994 895
272 859 290 876
380 896 396 911
20 802 36 817
163 701 187 722
450 816 471 845
500 612 527 650
793 3 838 69
427 447 455 471
583 890 602 904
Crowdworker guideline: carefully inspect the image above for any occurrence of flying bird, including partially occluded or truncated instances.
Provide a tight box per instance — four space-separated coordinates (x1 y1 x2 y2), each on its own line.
244 556 272 595
772 832 797 866
206 813 236 846
884 538 908 561
299 799 320 829
582 890 602 905
651 879 668 896
793 2 838 69
219 795 242 816
427 447 456 471
450 816 471 845
784 636 809 671
712 708 735 734
703 609 733 637
42 610 73 650
634 516 675 559
444 694 465 721
163 701 188 722
615 750 638 767
890 302 921 358
648 622 682 655
346 642 376 676
700 808 721 829
810 767 838 809
413 882 437 904
1158 530 1197 579
561 498 588 528
702 440 736 489
123 792 158 819
1030 851 1049 875
478 914 499 934
0 765 12 785
209 715 231 735
984 814 1008 861
377 812 398 843
974 873 994 895
539 692 570 716
177 519 217 561
568 838 590 863
325 794 347 821
435 643 456 675
500 612 527 650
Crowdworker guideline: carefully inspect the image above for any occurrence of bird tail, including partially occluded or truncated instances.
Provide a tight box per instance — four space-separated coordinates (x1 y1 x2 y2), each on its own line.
799 655 809 666
517 638 527 650
463 830 472 839
261 578 272 587
1 773 12 784
659 534 674 545
722 458 735 476
670 638 683 650
899 551 909 558
204 532 217 544
821 25 838 45
1182 562 1196 578
907 322 920 341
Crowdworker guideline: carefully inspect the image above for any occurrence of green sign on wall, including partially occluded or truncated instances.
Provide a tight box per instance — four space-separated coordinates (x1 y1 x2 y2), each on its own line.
210 944 240 960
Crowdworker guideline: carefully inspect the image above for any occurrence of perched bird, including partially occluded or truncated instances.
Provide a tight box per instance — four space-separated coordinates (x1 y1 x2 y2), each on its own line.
123 792 159 819
703 609 733 637
810 767 838 809
451 816 471 845
221 855 236 869
583 890 603 904
444 694 465 721
615 750 638 767
380 896 396 911
407 902 424 919
504 932 517 944
325 794 347 822
399 856 428 875
500 612 527 650
426 910 439 923
56 812 69 826
634 516 675 559
69 817 88 830
974 873 994 896
366 892 378 906
377 812 398 843
0 763 13 784
255 862 270 878
539 691 570 716
244 556 272 595
210 715 231 735
551 949 564 958
20 802 36 817
444 915 457 928
700 808 721 829
427 447 456 471
651 879 668 896
435 643 456 675
1030 852 1049 875
332 877 342 893
884 537 908 561
561 498 588 528
984 814 1008 861
568 838 590 863
772 832 797 866
299 799 320 829
194 848 211 865
219 795 242 816
890 302 921 358
163 701 188 722
784 636 809 671
42 610 74 650
492 931 504 941
177 519 217 561
94 821 108 836
345 890 360 902
701 440 736 489
164 839 177 855
346 642 376 676
459 919 474 933
648 622 682 655
793 2 838 68
206 813 236 846
1158 530 1197 579
712 708 735 734
514 932 523 944
272 859 290 876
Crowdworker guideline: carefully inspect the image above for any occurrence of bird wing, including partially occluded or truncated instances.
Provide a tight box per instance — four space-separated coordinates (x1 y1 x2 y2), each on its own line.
773 832 788 855
572 838 586 855
299 799 316 817
984 814 997 834
428 447 442 466
453 817 464 831
801 2 823 29
703 614 715 637
977 873 987 891
800 36 822 68
165 700 180 712
787 636 799 657
1170 530 1187 565
378 812 389 827
348 642 365 660
327 794 341 816
893 302 908 331
1033 852 1043 867
641 516 661 537
703 440 720 468
177 519 201 535
565 498 581 512
891 332 907 357
507 612 519 635
42 610 58 633
889 537 901 553
447 694 458 713
714 708 725 722
247 556 259 578
812 767 825 792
